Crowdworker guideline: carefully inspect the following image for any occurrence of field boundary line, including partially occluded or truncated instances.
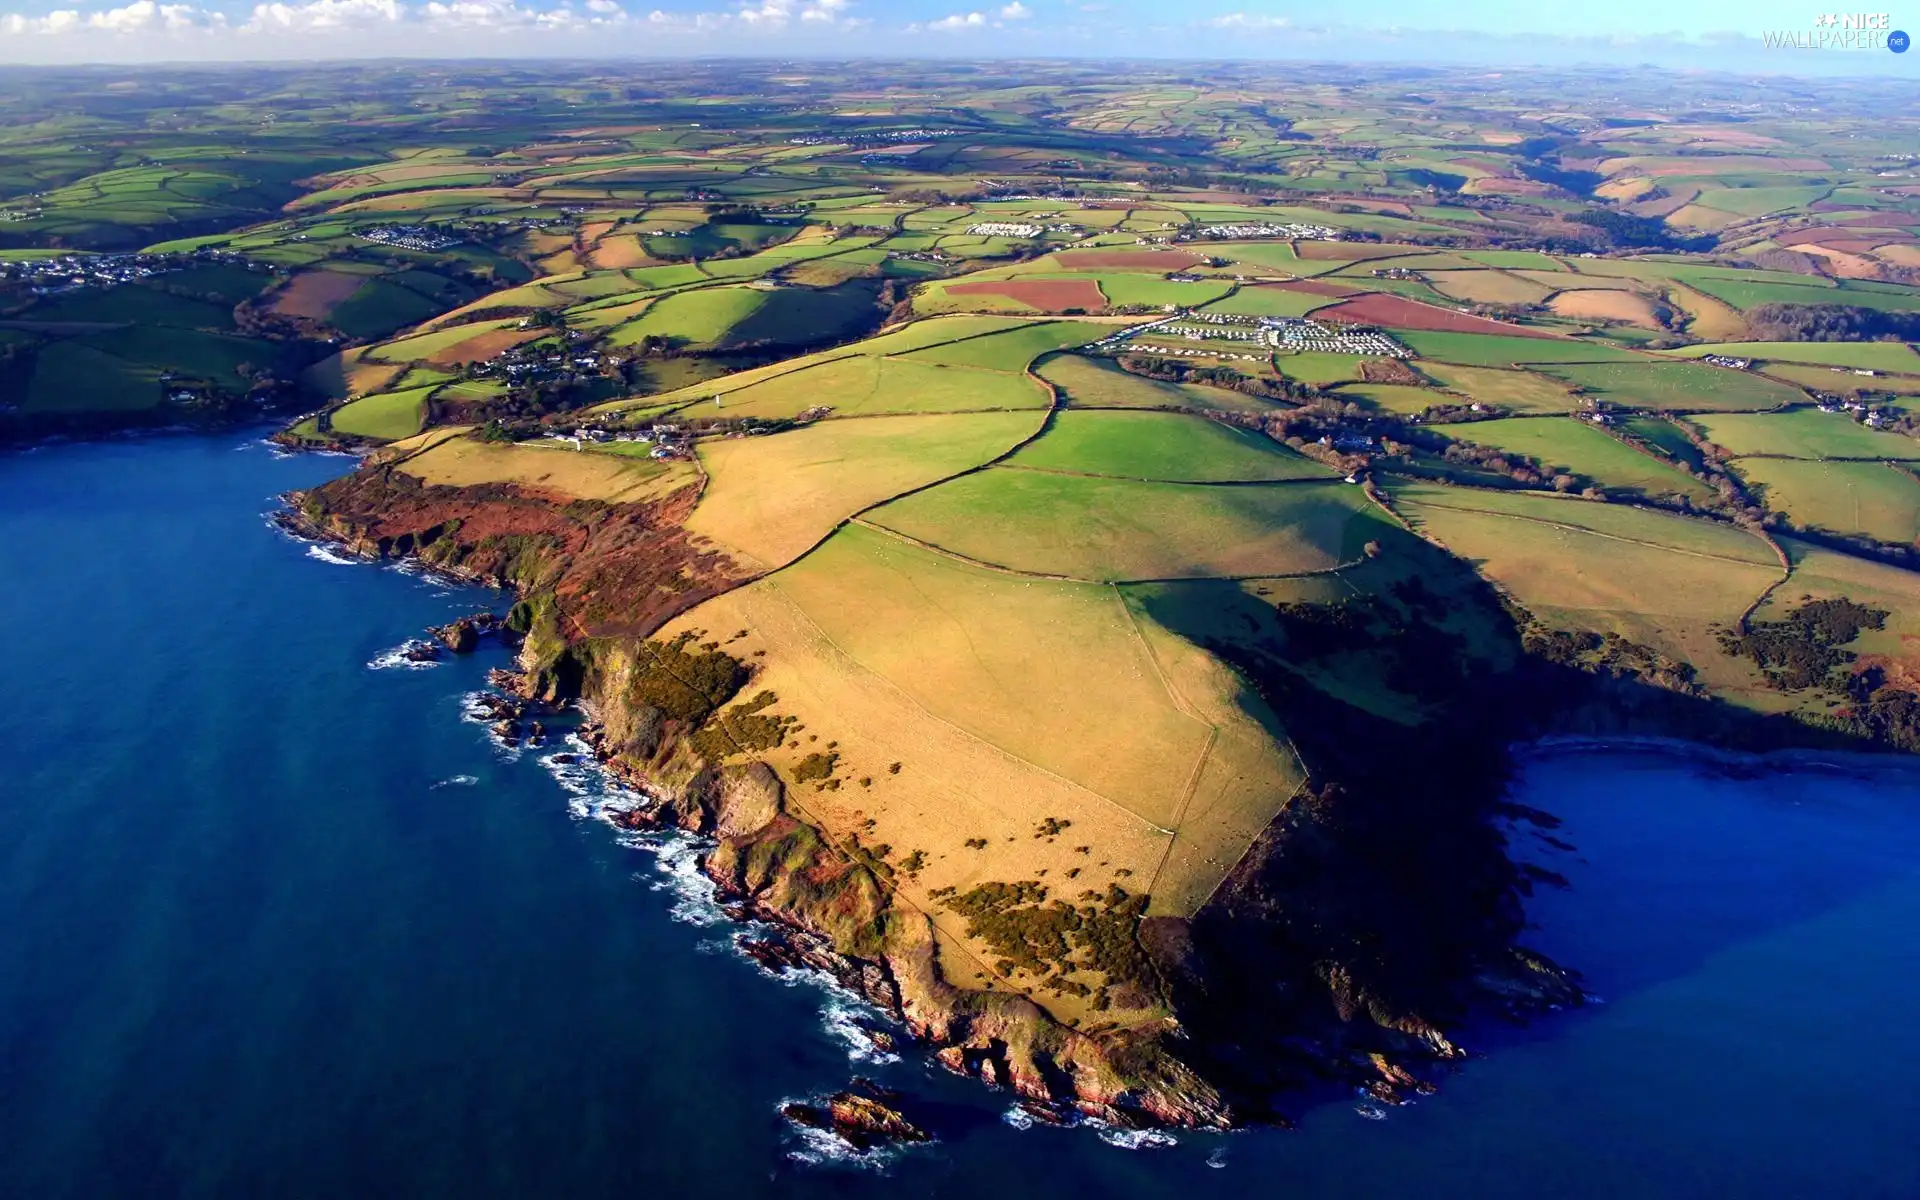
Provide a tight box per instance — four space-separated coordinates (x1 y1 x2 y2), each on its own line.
1404 495 1784 569
995 463 1344 487
1115 586 1224 906
763 579 1178 836
1190 777 1313 915
853 515 1366 586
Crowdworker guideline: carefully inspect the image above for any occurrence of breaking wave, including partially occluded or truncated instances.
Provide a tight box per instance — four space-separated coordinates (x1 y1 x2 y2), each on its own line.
458 690 523 762
775 1099 898 1172
1087 1121 1179 1150
367 640 440 670
305 544 362 567
537 730 904 1070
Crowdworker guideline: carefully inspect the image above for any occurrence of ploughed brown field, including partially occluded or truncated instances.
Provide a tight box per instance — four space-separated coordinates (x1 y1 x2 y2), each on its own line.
424 327 546 366
946 279 1107 312
270 270 365 320
1777 228 1917 250
1317 292 1557 337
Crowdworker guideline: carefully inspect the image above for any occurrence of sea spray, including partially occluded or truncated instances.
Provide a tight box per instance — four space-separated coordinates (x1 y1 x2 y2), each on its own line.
368 640 441 670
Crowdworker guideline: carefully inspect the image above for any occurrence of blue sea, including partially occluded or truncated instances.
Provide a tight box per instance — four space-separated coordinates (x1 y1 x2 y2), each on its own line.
4 432 1919 1199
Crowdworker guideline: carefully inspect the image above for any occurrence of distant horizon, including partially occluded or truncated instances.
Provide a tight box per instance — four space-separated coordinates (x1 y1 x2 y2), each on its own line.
0 49 1915 83
2 1 1915 74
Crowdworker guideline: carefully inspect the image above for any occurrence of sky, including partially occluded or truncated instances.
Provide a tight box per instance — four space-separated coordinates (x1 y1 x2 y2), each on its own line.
0 0 1915 71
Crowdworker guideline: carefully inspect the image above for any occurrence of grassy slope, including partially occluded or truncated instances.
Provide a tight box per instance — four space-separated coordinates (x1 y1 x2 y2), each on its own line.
686 411 1044 570
1691 409 1920 460
1005 410 1334 482
867 471 1383 582
1440 416 1714 500
1534 360 1805 412
330 386 433 440
1732 458 1920 545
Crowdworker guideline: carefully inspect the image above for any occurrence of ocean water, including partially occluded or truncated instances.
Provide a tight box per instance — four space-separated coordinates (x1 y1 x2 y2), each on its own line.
3 432 1919 1199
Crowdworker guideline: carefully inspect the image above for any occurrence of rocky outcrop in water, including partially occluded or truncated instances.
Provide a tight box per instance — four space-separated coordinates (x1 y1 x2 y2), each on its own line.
429 613 502 654
782 1079 929 1150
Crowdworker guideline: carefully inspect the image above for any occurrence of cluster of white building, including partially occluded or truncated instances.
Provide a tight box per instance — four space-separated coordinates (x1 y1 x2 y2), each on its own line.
0 249 248 294
548 422 689 458
1187 222 1340 241
965 221 1079 238
1264 319 1409 356
787 128 961 147
357 225 462 252
1112 344 1269 361
1816 397 1893 427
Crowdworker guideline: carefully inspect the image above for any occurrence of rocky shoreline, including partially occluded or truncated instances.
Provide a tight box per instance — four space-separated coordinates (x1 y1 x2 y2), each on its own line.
278 479 1597 1145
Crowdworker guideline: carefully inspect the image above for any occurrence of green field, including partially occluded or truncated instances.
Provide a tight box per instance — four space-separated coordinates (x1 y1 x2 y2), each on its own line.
1386 480 1782 671
606 286 767 348
1334 383 1443 414
1668 342 1920 374
1439 416 1713 500
1201 287 1332 318
1685 276 1920 314
1734 458 1920 544
1036 354 1276 413
688 411 1041 569
898 320 1110 371
1535 361 1805 412
868 470 1382 581
1690 409 1920 460
1273 351 1369 386
1418 363 1580 413
1385 478 1779 564
17 343 159 412
1620 415 1708 470
329 386 432 440
1005 410 1333 482
1094 274 1235 308
672 354 1047 420
1398 331 1644 367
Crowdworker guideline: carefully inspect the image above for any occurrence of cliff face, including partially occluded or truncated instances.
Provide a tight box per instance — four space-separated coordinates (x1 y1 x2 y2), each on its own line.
286 458 752 645
583 722 1233 1127
283 455 1750 1129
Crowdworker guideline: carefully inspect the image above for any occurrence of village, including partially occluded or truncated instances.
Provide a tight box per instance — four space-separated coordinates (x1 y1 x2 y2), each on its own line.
467 334 606 388
964 220 1081 238
785 127 962 148
0 247 255 294
542 421 693 459
356 224 464 252
1084 309 1408 360
1184 221 1340 241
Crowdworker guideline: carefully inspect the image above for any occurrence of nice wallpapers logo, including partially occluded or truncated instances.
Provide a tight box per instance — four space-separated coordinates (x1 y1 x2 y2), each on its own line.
1762 12 1910 50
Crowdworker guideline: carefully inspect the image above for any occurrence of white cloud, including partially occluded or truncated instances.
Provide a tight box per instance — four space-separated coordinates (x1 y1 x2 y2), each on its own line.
0 0 890 45
6 0 204 33
245 0 401 30
998 1 1028 17
1208 12 1290 28
643 0 853 30
927 10 984 30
